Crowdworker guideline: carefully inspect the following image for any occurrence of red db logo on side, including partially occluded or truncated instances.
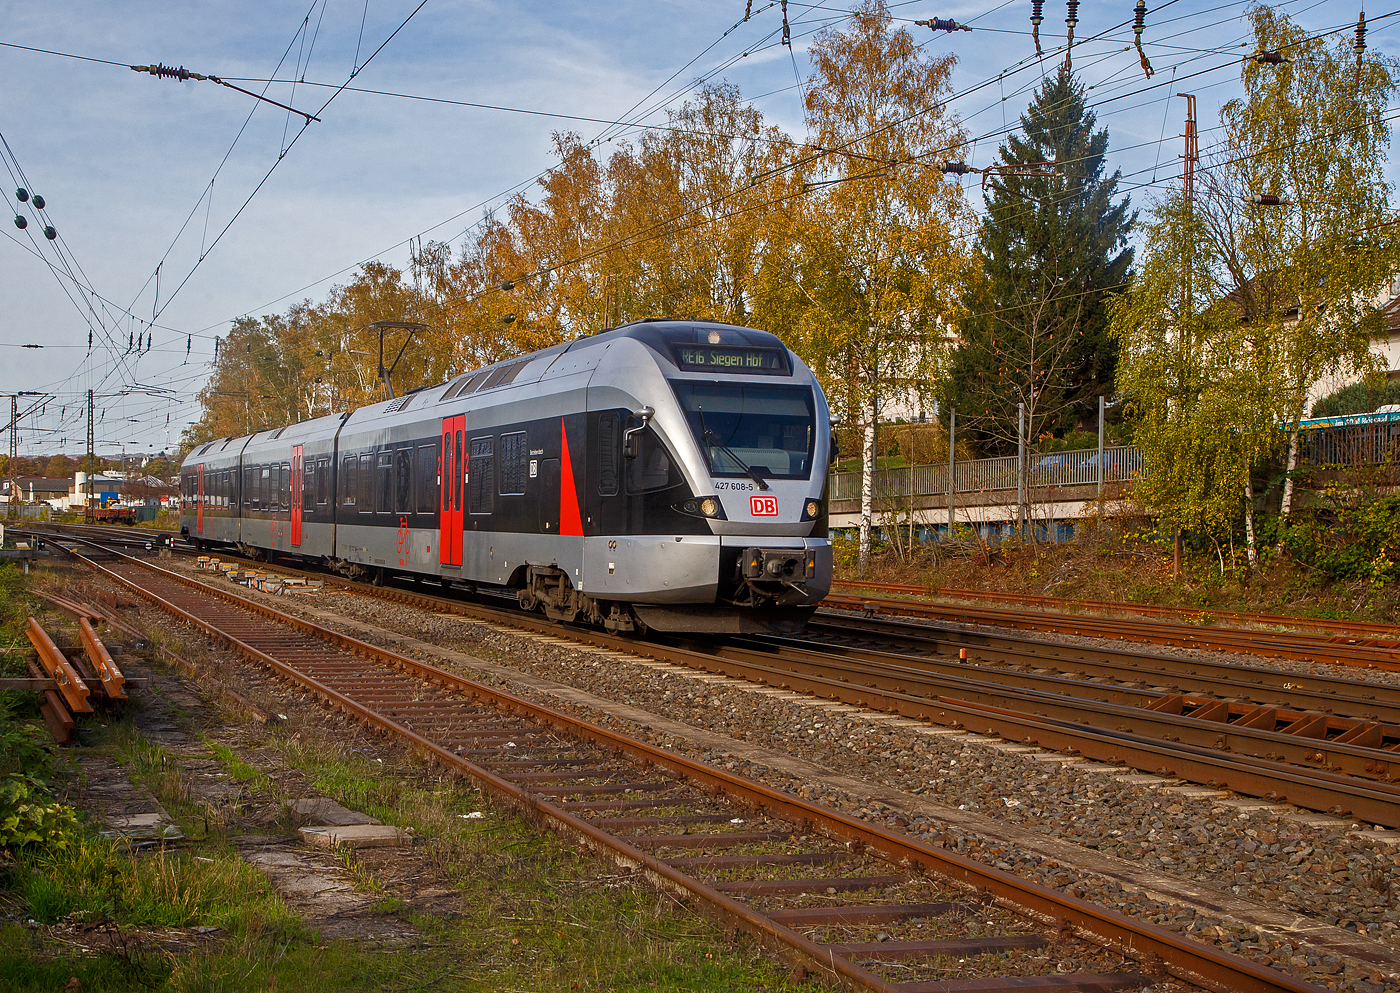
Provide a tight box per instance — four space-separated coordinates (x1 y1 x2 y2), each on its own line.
750 495 779 517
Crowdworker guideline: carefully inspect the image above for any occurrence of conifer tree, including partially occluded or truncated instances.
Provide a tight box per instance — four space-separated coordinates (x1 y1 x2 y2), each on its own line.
944 65 1133 456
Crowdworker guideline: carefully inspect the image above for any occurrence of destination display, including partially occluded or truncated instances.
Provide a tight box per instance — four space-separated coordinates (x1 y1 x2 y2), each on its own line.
672 345 789 375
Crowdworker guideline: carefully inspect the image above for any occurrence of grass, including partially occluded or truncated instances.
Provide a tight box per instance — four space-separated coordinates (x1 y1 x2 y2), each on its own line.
1 553 817 991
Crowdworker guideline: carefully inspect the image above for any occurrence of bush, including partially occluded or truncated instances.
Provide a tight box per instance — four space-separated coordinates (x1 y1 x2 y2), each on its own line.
1310 378 1400 417
1285 494 1400 586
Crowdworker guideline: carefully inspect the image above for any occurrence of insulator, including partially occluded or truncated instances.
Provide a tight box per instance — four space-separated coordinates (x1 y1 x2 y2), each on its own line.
128 332 134 352
502 313 517 324
1355 11 1367 55
915 17 971 32
1030 0 1044 55
43 225 55 240
13 215 25 229
1251 194 1283 205
940 161 973 174
1133 0 1154 78
1065 0 1079 27
31 194 44 209
14 188 27 203
1252 50 1288 64
781 0 790 47
501 280 515 290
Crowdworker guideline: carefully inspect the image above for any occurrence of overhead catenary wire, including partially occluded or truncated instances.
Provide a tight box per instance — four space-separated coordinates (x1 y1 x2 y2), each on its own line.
0 0 1383 453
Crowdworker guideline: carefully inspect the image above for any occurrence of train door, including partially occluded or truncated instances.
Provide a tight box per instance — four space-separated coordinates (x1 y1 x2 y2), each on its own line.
439 415 464 566
196 464 204 534
537 458 560 533
290 445 303 546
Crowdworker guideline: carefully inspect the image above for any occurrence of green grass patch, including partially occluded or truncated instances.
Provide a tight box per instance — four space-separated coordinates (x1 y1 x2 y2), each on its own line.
9 824 302 940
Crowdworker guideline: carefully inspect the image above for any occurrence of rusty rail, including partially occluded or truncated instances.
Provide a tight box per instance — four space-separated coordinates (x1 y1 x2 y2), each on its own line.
56 538 1332 993
832 578 1400 642
78 617 126 700
825 592 1400 671
24 618 92 715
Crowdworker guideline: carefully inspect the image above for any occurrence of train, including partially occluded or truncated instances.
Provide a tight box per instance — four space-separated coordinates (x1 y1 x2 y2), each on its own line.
180 319 834 634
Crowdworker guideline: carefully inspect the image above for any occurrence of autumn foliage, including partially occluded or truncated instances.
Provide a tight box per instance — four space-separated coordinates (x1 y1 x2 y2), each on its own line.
185 3 972 467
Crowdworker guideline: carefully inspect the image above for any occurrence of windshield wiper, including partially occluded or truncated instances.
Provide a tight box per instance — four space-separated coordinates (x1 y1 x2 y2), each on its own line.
697 406 769 491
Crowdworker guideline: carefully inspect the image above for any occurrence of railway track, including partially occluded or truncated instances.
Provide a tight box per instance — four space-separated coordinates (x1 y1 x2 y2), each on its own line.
34 534 1328 993
828 588 1400 672
28 524 1400 827
833 579 1400 644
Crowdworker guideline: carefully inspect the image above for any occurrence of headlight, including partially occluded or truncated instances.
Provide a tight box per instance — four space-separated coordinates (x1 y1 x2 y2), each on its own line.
805 500 820 519
674 496 727 520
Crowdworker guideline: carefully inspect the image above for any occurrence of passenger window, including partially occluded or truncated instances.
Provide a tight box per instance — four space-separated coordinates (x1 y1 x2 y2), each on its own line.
316 459 329 506
499 432 527 496
417 445 438 514
598 413 620 496
342 457 357 506
358 454 373 511
303 462 314 512
395 449 413 514
469 437 494 513
376 453 392 513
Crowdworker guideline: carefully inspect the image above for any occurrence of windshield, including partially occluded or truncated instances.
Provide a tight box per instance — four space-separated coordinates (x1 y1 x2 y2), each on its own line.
670 381 816 480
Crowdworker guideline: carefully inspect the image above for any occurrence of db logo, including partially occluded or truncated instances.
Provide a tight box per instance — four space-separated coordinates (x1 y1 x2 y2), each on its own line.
750 495 779 517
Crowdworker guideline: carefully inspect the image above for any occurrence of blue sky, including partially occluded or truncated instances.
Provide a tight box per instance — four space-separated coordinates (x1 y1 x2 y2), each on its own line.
0 0 1391 458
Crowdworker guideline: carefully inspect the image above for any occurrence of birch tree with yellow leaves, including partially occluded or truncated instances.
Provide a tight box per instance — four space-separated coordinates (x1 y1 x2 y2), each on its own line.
788 0 973 572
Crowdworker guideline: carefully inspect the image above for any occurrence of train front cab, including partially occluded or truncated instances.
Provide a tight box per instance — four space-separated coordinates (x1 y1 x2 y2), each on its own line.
573 324 834 634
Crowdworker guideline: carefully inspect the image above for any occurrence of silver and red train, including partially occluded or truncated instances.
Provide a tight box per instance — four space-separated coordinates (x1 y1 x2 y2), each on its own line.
180 320 834 634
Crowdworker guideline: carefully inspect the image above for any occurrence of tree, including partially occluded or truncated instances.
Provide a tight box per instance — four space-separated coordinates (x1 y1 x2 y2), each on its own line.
44 455 72 478
785 0 973 572
1111 195 1261 556
945 64 1133 474
1211 6 1399 527
1115 5 1400 567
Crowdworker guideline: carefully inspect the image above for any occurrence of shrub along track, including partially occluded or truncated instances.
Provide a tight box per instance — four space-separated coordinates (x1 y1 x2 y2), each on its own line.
38 535 1327 993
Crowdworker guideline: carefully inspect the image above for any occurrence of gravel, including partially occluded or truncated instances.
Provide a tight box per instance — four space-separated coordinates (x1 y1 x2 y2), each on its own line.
123 557 1400 991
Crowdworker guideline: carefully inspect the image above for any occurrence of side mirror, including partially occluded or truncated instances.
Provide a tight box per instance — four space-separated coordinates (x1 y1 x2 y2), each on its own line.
623 406 655 460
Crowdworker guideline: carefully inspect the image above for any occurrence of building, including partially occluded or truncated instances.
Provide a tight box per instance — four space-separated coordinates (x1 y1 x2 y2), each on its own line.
1 476 72 510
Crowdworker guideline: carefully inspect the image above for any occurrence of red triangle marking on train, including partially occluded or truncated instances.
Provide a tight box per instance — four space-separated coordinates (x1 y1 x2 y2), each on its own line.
559 420 584 537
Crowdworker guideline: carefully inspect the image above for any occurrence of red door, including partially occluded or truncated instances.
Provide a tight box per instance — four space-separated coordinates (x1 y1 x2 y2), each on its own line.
196 464 204 534
290 445 303 546
439 415 464 566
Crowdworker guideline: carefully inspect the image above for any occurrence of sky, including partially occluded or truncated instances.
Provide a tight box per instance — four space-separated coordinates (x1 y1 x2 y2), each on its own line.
0 0 1392 462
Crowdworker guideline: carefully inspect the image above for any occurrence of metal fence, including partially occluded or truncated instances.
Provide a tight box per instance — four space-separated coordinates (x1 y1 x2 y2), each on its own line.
830 445 1143 503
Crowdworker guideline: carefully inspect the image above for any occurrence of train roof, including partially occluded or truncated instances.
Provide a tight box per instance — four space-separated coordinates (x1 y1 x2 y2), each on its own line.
182 320 797 468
